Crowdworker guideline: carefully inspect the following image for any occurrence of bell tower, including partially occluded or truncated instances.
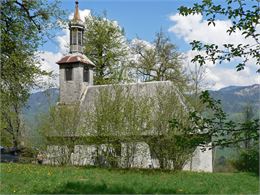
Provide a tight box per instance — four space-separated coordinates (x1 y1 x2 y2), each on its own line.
69 0 84 53
57 0 95 104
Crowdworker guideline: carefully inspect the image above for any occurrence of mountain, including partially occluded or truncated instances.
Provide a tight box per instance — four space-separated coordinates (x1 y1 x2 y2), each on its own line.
209 84 260 119
22 88 59 125
22 84 260 125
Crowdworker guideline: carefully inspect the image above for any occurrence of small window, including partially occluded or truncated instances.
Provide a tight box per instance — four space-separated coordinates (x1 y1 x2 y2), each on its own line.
71 30 77 45
83 67 89 82
65 67 73 81
70 31 72 44
78 30 82 45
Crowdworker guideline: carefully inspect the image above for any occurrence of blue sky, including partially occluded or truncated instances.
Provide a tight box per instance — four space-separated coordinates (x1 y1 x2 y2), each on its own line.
43 0 191 52
40 0 259 90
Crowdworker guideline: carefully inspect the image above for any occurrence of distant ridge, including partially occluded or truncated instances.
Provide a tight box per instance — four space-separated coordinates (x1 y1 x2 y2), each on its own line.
218 84 259 93
22 84 259 125
22 88 59 124
209 84 260 119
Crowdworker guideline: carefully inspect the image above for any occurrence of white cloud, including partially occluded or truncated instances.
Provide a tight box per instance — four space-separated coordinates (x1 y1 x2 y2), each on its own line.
56 29 70 55
169 14 258 48
183 50 259 90
169 13 259 90
39 51 62 73
207 66 258 90
36 51 62 88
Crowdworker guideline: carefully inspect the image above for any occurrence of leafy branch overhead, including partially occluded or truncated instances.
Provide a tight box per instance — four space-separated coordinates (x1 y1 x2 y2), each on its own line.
179 0 260 72
171 91 260 149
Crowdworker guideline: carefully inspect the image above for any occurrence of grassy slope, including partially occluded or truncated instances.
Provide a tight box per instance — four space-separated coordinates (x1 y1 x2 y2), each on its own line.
0 163 259 194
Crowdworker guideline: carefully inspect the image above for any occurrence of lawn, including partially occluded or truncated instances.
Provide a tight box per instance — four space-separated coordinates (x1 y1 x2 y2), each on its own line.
0 163 259 194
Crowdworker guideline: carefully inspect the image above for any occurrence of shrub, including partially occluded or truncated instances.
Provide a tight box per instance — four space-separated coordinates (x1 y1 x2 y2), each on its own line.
232 147 259 175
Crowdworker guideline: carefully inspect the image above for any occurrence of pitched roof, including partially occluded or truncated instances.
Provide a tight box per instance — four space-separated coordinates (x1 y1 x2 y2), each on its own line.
79 81 188 112
56 54 95 66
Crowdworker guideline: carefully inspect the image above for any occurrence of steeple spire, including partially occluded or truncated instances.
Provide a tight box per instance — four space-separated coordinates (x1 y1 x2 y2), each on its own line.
69 0 84 54
73 0 81 21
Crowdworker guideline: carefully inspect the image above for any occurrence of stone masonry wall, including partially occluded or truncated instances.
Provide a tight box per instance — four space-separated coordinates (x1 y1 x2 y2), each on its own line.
45 143 213 172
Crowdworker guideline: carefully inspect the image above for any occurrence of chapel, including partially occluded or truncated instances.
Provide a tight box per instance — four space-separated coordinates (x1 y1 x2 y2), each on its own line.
51 0 213 172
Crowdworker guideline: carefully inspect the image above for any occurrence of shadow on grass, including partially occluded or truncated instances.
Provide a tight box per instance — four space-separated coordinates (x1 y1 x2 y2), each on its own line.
40 181 178 194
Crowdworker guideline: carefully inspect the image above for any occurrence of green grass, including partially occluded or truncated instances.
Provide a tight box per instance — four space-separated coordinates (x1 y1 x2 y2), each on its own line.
0 163 259 194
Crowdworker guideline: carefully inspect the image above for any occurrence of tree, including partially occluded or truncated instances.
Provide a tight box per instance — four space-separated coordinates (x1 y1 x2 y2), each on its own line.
187 62 208 97
84 13 129 85
231 103 259 174
232 145 259 174
185 62 210 111
178 0 260 72
176 91 259 148
39 104 83 165
130 31 188 90
0 0 65 148
84 85 152 167
241 103 254 149
146 86 202 170
177 0 260 150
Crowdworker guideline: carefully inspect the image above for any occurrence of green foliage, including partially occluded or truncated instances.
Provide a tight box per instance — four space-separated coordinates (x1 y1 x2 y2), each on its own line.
1 163 259 194
179 91 260 149
38 85 215 170
83 84 198 170
84 13 129 85
85 85 152 137
84 85 154 167
178 0 260 72
146 87 197 170
0 0 65 148
130 31 187 89
40 105 82 137
38 104 83 164
230 103 259 175
232 145 259 175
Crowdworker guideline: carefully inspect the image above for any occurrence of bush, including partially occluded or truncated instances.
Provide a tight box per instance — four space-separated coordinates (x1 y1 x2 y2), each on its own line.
232 147 259 175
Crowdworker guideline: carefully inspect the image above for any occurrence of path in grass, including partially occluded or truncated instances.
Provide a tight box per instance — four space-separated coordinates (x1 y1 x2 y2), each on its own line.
0 163 259 194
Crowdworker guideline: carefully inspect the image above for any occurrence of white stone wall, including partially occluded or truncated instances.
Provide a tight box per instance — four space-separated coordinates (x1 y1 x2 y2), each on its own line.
121 142 152 168
44 145 69 165
46 143 213 172
71 145 96 166
183 145 213 172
